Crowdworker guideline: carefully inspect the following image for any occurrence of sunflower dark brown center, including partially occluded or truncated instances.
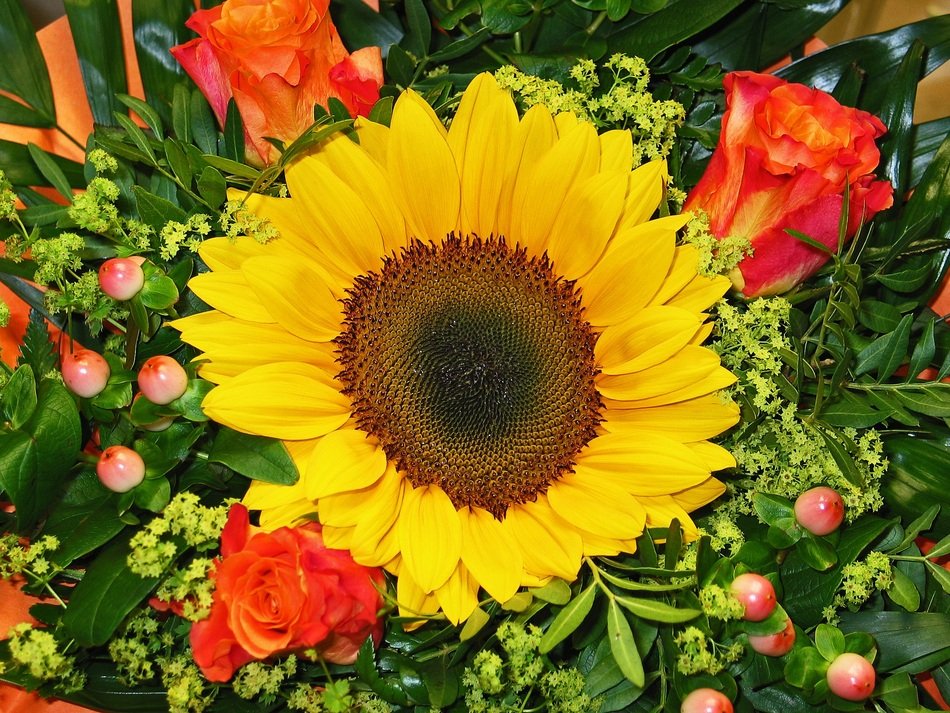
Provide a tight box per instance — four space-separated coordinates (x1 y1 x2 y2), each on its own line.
335 235 601 518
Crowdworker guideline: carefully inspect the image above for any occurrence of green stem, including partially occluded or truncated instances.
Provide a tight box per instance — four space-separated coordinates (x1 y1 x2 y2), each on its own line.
586 10 608 36
56 124 86 152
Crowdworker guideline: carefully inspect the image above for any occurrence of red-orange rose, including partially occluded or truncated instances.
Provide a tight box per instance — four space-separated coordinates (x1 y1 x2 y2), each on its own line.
190 504 385 682
170 0 383 166
685 71 893 297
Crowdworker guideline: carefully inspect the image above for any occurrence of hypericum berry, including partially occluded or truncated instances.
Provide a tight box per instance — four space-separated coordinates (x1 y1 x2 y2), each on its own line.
61 349 111 398
681 688 734 713
748 617 796 656
98 257 145 301
137 356 188 405
132 393 175 432
96 446 145 493
794 486 845 536
730 572 777 622
827 653 876 701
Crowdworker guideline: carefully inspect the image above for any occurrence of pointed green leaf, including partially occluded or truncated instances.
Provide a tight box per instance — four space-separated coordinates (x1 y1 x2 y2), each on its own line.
0 0 55 125
64 0 127 126
130 0 192 125
887 567 921 612
607 599 645 687
27 143 75 200
539 583 597 653
615 595 700 623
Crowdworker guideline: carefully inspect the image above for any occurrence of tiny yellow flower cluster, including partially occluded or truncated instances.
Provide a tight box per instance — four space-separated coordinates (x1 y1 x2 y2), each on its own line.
68 177 121 235
234 657 298 700
495 54 686 167
701 512 747 555
88 148 119 174
0 169 17 221
220 199 280 243
159 214 213 260
30 232 85 286
6 623 85 692
154 557 217 621
0 533 59 579
161 655 215 713
127 493 230 578
674 626 744 676
0 299 9 329
699 584 746 620
108 611 160 685
682 210 752 277
829 551 892 619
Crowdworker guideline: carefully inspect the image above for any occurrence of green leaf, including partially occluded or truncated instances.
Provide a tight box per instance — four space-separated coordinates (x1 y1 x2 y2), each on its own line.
117 94 164 138
0 139 85 188
27 143 75 201
403 0 431 59
887 504 940 554
196 165 227 207
191 91 218 155
386 45 416 88
815 624 845 662
838 611 950 673
201 154 261 180
61 535 161 647
607 0 744 62
877 672 920 709
132 185 188 231
906 320 937 380
0 0 55 125
133 476 171 513
815 427 865 489
853 314 911 380
797 536 838 571
209 428 299 485
168 378 214 422
44 499 126 567
0 94 54 127
883 437 950 536
130 0 192 125
139 274 180 311
459 606 490 641
531 578 573 605
887 566 921 612
753 493 795 527
1 364 37 431
857 300 903 333
64 0 127 126
331 0 404 55
539 582 597 653
223 99 245 163
428 28 492 63
615 596 700 623
927 561 950 595
163 137 192 187
893 384 950 418
875 41 924 196
607 599 645 686
822 391 889 429
784 647 828 690
0 380 81 532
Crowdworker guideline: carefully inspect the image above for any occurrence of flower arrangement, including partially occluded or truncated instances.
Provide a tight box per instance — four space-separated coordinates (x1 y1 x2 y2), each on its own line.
0 1 948 712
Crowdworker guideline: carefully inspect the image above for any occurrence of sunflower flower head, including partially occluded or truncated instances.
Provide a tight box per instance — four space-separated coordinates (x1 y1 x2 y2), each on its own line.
175 73 739 624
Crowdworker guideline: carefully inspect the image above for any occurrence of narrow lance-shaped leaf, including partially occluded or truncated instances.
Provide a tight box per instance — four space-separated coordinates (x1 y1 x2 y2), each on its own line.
64 0 127 126
0 0 55 125
607 598 645 687
539 582 597 653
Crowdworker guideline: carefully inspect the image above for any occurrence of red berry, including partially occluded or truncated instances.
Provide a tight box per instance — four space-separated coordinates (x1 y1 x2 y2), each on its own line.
730 572 777 622
748 617 796 656
681 688 734 713
827 652 876 701
137 356 188 405
61 349 111 398
794 486 845 536
96 446 145 493
99 257 145 301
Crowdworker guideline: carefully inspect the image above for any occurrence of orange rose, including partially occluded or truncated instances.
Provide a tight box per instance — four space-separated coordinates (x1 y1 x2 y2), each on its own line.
190 504 385 682
685 71 893 297
170 0 383 166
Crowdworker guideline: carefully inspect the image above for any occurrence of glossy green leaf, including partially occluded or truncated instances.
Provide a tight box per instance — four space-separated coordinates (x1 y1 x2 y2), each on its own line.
132 185 187 231
888 504 940 554
797 535 837 571
64 0 127 126
191 91 218 155
838 611 950 673
815 624 845 662
44 499 126 568
1 365 37 431
130 0 192 124
168 379 214 422
857 300 903 333
911 118 950 187
332 0 404 56
0 0 55 125
784 646 828 689
853 313 911 379
27 142 75 200
753 492 795 526
883 436 950 535
893 383 950 418
0 94 53 127
428 28 492 62
887 567 921 612
403 0 431 58
0 139 84 188
539 582 597 653
163 137 191 187
875 41 924 196
458 606 490 641
531 578 573 605
607 0 744 61
209 428 299 485
223 99 245 163
615 595 700 623
607 599 645 687
62 535 161 646
822 390 889 429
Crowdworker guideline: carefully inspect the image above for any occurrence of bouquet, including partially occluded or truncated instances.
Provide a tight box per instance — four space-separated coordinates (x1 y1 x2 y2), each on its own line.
1 0 948 711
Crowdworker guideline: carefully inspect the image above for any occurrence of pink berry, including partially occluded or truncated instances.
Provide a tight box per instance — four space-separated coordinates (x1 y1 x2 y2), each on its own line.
681 688 733 713
96 446 145 493
748 617 796 656
794 486 845 536
730 572 777 622
137 356 188 405
827 652 876 701
99 257 145 301
61 349 111 398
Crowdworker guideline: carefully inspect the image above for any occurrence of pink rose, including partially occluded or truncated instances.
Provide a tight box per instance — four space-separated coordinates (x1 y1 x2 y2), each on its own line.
685 71 894 297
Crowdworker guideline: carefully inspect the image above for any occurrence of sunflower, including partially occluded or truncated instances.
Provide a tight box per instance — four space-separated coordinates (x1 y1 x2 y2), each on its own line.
175 73 739 624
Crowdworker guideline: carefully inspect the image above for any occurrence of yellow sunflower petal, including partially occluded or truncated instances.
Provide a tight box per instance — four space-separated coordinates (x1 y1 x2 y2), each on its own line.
242 477 314 531
671 477 727 512
597 346 723 401
398 485 462 592
579 531 639 557
242 255 343 342
546 473 646 540
608 366 737 408
285 157 386 276
578 218 680 326
388 90 461 241
546 171 627 280
188 271 274 322
304 428 388 499
616 160 668 231
337 465 405 566
506 498 583 582
397 568 441 619
236 192 328 264
595 305 702 375
435 563 480 625
686 441 737 472
312 133 407 253
602 395 740 441
353 116 391 166
459 507 522 603
517 121 599 255
636 495 699 537
199 236 271 271
600 130 633 173
201 362 350 440
496 104 557 239
651 244 702 305
665 272 731 313
448 73 519 237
